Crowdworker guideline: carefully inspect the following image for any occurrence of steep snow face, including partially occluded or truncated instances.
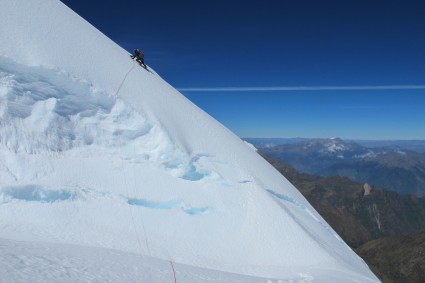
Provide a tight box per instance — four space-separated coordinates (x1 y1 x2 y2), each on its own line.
0 0 379 282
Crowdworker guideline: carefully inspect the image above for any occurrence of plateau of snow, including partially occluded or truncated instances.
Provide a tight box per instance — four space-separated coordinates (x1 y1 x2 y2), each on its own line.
0 0 380 282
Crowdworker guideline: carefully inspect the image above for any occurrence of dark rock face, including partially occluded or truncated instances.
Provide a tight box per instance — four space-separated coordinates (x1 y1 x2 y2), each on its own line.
263 154 425 247
356 231 425 283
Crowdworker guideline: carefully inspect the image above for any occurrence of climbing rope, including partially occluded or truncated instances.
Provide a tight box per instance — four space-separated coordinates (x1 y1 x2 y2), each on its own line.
115 61 155 256
116 59 177 282
170 260 177 283
114 63 137 97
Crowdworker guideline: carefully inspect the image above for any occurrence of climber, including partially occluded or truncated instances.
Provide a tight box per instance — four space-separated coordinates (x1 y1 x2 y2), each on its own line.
131 49 147 69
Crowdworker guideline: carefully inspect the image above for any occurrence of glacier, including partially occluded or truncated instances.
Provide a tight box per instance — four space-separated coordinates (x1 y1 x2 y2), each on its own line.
0 0 380 282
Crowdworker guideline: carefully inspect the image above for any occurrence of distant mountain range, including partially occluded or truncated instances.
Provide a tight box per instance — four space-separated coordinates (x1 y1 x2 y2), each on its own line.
246 138 425 196
245 138 425 153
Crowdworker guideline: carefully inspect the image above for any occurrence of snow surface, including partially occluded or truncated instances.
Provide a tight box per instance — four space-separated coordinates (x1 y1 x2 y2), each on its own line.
0 238 310 283
0 0 380 282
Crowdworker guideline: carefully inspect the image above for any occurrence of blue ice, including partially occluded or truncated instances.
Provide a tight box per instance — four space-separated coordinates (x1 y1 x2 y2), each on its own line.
179 154 212 181
127 198 182 209
127 197 209 215
181 164 207 181
0 185 73 203
183 206 209 215
266 189 318 221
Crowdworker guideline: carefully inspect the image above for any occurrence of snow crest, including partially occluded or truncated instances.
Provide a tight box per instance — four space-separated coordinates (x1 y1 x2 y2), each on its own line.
0 58 210 181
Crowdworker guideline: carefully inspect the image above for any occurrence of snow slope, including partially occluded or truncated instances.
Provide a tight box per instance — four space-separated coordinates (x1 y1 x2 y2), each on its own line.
0 0 379 282
0 238 303 283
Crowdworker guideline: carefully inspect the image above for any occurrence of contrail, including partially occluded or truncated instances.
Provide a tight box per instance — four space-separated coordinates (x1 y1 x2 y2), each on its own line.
178 85 425 92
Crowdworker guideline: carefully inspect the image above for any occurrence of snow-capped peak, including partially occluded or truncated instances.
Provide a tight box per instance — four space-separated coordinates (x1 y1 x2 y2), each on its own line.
0 0 379 282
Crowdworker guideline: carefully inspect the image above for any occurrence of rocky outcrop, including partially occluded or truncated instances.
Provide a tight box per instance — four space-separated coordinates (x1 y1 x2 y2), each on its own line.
364 183 372 196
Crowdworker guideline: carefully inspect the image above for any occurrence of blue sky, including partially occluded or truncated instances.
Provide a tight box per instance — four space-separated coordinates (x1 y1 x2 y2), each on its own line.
60 0 425 139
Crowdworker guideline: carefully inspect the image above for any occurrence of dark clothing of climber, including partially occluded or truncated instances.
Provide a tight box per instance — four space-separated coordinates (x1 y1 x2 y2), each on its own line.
131 49 147 69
